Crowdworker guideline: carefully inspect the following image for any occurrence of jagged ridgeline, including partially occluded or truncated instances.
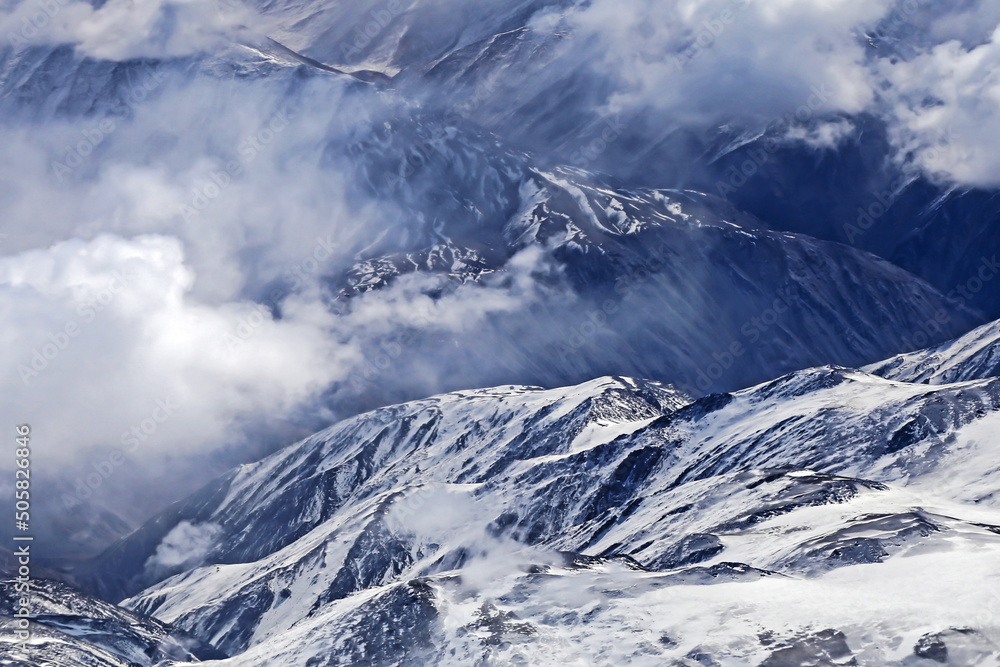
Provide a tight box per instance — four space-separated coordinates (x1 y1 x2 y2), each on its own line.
11 320 1000 664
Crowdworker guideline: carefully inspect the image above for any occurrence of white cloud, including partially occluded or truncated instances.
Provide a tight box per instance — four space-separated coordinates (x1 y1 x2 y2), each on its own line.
782 118 857 150
0 71 381 301
529 0 1000 185
0 233 357 467
0 229 564 470
538 0 890 126
144 520 222 575
879 25 1000 186
1 0 271 60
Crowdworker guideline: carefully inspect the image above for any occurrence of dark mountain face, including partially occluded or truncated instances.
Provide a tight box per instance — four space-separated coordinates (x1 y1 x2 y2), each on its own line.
323 115 982 406
405 53 1000 321
282 3 1000 323
679 121 1000 321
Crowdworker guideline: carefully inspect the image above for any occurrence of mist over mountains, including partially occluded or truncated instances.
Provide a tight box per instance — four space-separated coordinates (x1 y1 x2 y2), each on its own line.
3 0 1000 665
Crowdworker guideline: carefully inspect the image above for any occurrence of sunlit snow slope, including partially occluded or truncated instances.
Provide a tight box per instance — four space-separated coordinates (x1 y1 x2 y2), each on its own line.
43 325 1000 666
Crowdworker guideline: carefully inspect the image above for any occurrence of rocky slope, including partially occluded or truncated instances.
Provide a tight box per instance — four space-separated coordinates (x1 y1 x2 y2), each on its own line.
39 320 1000 666
868 317 1000 385
0 578 224 666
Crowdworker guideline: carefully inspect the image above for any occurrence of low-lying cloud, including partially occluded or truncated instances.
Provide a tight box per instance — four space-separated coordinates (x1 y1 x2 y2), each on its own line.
144 520 222 577
1 0 270 60
518 0 1000 186
0 233 355 466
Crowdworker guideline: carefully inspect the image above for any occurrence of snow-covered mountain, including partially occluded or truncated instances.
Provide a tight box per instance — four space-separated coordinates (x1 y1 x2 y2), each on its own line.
7 2 1000 665
236 0 1000 323
75 377 689 602
19 320 995 666
0 29 983 410
0 578 224 666
868 317 1000 385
